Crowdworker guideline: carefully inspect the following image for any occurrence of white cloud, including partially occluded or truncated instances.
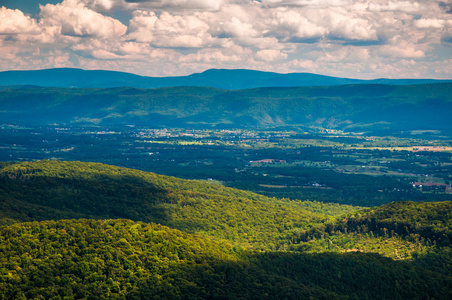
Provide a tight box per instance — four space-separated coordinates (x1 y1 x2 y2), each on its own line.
81 0 225 11
267 7 378 42
90 49 123 59
317 46 370 62
217 17 259 38
178 47 248 63
81 0 118 12
414 18 446 29
272 10 327 41
118 41 148 55
129 0 224 10
128 10 212 47
368 1 424 13
379 42 425 58
0 0 451 79
255 49 288 61
39 0 127 38
289 58 316 70
0 7 40 35
319 8 378 41
127 10 158 43
260 0 353 8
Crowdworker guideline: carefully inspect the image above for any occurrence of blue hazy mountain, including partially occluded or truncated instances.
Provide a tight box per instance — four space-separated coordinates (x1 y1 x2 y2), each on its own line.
0 68 450 89
1 83 451 133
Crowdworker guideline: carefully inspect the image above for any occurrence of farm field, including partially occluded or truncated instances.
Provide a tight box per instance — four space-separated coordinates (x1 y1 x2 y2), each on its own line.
1 125 451 206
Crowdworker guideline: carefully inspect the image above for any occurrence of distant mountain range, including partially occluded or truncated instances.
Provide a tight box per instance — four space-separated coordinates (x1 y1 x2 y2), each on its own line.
1 83 451 132
1 68 451 133
1 68 451 89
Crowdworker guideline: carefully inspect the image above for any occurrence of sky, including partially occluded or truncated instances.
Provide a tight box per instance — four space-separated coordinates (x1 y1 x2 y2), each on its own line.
0 0 451 79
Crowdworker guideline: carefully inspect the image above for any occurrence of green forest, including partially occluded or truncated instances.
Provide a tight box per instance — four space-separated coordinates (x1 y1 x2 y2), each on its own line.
0 160 451 299
1 219 450 300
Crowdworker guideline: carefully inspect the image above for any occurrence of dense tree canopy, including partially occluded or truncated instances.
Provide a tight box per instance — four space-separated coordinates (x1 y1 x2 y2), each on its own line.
0 219 450 300
0 161 451 299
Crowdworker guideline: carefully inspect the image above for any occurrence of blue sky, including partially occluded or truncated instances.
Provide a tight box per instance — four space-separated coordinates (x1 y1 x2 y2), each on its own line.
1 0 451 79
3 1 61 16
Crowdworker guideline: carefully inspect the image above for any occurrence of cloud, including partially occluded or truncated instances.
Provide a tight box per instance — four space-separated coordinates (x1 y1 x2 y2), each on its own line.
267 7 378 43
255 49 288 61
316 46 371 62
0 7 40 35
216 17 259 38
289 58 316 70
0 0 451 79
126 10 158 43
414 18 446 29
82 0 118 12
178 47 246 63
379 42 425 58
368 1 424 13
39 0 127 38
260 0 353 8
128 10 212 47
271 10 327 41
319 8 378 41
85 0 225 11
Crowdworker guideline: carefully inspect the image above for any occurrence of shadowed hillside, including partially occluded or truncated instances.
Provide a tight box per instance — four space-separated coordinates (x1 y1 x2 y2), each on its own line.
0 219 450 300
0 160 332 250
0 161 451 298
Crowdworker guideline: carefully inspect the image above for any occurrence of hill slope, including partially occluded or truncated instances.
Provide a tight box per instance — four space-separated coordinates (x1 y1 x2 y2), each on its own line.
1 68 451 89
0 219 450 300
1 161 450 259
0 161 451 298
1 83 451 131
0 160 332 250
290 201 452 260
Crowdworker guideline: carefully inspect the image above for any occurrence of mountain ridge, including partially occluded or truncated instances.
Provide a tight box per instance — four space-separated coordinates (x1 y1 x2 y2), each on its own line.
1 83 451 132
1 68 451 89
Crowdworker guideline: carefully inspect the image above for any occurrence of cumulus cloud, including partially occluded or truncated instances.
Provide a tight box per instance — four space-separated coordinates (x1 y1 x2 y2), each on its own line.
368 1 424 13
0 7 40 35
316 46 371 62
414 18 446 29
128 10 212 47
379 42 425 58
39 0 127 38
267 7 378 43
126 0 224 10
80 0 225 11
0 0 451 78
260 0 353 8
271 10 327 41
318 8 378 41
82 0 118 12
255 49 288 61
217 17 259 38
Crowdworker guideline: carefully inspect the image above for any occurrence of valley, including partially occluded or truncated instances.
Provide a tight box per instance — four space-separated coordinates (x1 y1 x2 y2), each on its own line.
0 70 451 299
1 125 451 207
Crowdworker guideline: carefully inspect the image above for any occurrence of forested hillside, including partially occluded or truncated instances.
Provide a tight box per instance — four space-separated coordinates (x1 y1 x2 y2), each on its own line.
0 219 450 300
0 160 451 299
0 160 336 250
1 161 450 256
1 83 451 132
